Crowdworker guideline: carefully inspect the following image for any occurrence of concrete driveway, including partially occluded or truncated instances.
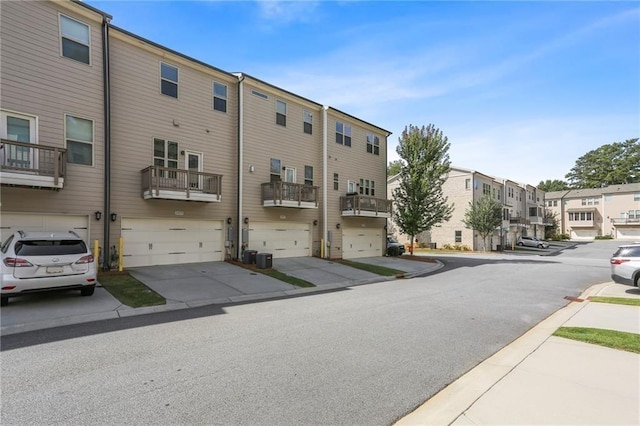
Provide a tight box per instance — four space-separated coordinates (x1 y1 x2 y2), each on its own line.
128 261 296 305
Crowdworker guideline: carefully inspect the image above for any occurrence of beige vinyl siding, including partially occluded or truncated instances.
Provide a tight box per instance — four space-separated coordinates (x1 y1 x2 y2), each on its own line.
326 110 387 258
240 79 324 256
0 0 105 243
108 31 238 246
428 170 474 249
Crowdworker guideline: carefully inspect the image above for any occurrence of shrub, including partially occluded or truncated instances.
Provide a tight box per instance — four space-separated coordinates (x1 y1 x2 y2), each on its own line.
595 235 613 240
443 243 454 250
549 233 570 241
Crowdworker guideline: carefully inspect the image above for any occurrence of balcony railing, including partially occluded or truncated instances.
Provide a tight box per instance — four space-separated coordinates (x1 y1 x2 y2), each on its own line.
611 218 640 226
0 139 66 189
528 216 545 225
568 219 594 228
261 181 318 208
509 217 530 227
340 195 392 218
141 166 222 202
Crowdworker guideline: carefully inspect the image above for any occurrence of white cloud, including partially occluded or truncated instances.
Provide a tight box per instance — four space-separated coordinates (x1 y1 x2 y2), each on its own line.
256 0 321 24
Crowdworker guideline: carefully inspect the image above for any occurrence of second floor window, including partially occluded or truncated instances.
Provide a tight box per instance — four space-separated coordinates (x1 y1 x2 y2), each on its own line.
276 100 287 126
366 133 380 155
305 166 313 186
154 138 178 177
333 173 339 190
60 15 90 64
160 63 178 98
359 179 375 196
336 122 352 146
270 158 281 182
482 183 491 195
213 82 227 112
65 115 93 166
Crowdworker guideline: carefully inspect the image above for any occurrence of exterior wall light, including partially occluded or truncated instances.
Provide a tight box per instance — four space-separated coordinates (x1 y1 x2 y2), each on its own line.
110 213 117 222
94 211 102 221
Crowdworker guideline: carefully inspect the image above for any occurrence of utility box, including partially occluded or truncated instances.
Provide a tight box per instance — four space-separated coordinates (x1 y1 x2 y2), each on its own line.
256 253 272 269
243 250 257 264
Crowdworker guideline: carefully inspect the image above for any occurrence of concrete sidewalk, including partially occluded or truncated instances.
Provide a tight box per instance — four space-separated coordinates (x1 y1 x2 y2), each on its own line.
396 282 640 425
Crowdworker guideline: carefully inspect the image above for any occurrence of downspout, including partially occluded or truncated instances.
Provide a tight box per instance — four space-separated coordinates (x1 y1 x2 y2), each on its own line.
322 106 328 258
237 75 245 260
102 17 111 271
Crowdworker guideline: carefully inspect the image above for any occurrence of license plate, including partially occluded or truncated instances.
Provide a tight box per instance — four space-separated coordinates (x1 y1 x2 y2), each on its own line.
46 266 64 274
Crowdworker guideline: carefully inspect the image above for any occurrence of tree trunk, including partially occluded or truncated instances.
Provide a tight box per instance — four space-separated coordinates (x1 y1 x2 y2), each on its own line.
410 235 414 255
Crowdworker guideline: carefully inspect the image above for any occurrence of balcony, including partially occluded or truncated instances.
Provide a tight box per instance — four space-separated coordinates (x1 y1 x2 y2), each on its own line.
261 181 318 208
141 166 222 202
509 217 530 228
568 219 594 228
528 216 546 225
611 218 640 226
0 139 66 189
340 194 392 218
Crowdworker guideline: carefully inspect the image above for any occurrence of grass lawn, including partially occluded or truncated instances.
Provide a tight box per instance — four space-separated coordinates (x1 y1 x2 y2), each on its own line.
226 260 315 288
553 327 640 353
590 296 640 307
257 268 315 288
338 260 404 276
98 273 166 308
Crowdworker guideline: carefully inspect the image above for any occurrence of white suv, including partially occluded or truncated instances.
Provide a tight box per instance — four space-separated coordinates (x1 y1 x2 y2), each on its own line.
610 243 640 287
1 231 97 306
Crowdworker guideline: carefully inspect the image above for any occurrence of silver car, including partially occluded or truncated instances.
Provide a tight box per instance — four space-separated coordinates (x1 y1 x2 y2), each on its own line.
1 230 97 306
610 244 640 287
516 236 549 249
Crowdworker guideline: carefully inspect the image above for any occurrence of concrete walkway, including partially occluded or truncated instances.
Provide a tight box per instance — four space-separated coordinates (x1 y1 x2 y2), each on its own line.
396 282 640 425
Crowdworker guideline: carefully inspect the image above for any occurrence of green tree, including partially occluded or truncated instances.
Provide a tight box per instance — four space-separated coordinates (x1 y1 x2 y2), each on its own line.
392 124 453 255
565 138 639 188
538 179 569 192
387 160 403 176
543 209 559 239
462 194 503 251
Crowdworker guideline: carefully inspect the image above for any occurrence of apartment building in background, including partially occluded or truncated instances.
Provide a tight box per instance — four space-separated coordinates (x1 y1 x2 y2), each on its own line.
0 0 391 269
545 183 640 240
387 167 546 250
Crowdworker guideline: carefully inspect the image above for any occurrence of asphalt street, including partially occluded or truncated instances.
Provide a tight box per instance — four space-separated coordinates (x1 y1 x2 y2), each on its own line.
0 241 617 425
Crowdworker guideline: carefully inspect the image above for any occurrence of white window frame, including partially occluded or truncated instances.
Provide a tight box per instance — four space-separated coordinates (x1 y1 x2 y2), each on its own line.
276 100 287 126
160 62 179 98
213 82 227 113
303 110 313 135
366 133 380 155
59 14 91 65
153 137 179 178
304 165 313 186
0 110 38 170
65 114 94 166
335 122 352 147
333 173 339 191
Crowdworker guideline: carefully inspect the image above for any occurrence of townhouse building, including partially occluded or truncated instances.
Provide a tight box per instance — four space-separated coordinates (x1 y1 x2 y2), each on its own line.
387 167 545 250
0 0 391 269
545 183 640 240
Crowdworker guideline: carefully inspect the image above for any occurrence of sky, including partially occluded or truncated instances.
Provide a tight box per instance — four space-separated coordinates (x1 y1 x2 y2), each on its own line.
90 0 640 185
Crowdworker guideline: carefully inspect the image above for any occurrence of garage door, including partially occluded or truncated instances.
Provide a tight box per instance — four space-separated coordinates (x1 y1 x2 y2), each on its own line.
342 228 383 259
0 212 89 244
570 229 598 240
121 218 223 268
616 228 640 240
248 222 310 258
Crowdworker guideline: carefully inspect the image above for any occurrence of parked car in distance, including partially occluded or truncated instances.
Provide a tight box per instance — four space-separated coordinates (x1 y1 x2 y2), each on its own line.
516 236 549 249
610 243 640 287
1 230 97 306
387 236 405 256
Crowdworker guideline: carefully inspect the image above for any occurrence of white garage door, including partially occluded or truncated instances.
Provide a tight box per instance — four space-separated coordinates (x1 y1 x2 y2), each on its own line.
0 212 89 244
570 229 598 240
616 228 640 240
122 218 223 268
248 222 310 258
342 228 383 259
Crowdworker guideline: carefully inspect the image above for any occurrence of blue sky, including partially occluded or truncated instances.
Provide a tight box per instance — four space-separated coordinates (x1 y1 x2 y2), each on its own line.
90 0 639 185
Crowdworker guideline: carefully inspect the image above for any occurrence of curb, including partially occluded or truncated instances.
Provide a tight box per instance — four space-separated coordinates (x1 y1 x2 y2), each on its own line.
394 281 611 426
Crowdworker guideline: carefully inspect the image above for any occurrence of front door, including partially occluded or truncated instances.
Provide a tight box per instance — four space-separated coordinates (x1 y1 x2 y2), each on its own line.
0 111 37 170
185 151 203 190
